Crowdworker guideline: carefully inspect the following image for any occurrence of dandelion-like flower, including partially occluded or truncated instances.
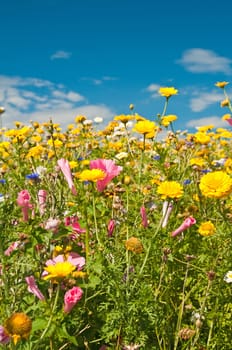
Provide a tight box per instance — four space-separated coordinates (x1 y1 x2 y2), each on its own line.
157 181 183 200
199 171 232 199
198 221 216 236
133 120 157 136
42 253 85 282
125 237 143 254
4 313 32 345
215 81 229 88
161 115 177 127
77 169 106 182
158 86 178 98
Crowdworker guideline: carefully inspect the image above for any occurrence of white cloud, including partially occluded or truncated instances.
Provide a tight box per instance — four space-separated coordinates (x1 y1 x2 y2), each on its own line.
190 91 222 112
186 116 226 129
19 105 115 129
0 75 115 129
81 76 118 85
146 84 160 92
52 90 85 102
50 50 72 60
177 48 232 74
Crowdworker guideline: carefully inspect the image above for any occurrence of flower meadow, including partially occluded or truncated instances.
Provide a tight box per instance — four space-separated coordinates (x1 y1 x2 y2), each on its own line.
0 83 232 350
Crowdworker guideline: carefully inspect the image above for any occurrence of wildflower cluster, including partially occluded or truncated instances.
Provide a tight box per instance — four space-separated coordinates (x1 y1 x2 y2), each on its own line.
0 83 232 349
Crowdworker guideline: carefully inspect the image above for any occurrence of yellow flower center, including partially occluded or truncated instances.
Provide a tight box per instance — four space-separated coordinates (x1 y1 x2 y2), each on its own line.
43 261 76 280
5 313 32 345
77 169 106 182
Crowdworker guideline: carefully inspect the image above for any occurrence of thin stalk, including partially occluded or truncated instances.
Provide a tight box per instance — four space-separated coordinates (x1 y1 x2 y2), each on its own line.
161 97 169 117
173 262 190 350
138 134 146 185
33 284 60 350
92 187 100 245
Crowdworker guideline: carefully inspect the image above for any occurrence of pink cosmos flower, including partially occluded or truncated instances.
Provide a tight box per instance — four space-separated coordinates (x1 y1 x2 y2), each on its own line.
90 159 122 192
140 206 148 228
107 219 116 237
4 241 20 256
16 190 33 221
57 158 77 195
171 216 196 237
25 276 45 301
38 189 47 215
42 253 85 278
63 286 83 313
162 201 173 228
0 326 10 345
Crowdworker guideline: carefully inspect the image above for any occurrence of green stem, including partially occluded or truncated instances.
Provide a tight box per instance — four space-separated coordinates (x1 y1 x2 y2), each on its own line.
138 134 145 185
92 187 100 245
34 284 60 350
161 97 169 117
173 262 190 350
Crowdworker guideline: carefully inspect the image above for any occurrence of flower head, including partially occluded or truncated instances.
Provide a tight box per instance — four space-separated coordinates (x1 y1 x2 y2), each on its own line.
161 115 178 127
57 158 77 195
42 253 85 282
158 87 178 98
198 221 216 236
171 216 196 237
157 181 183 200
90 159 122 191
215 81 229 88
25 276 45 301
77 169 106 182
4 313 32 345
133 120 157 136
64 286 83 313
224 271 232 283
125 237 143 254
199 171 232 199
0 326 10 345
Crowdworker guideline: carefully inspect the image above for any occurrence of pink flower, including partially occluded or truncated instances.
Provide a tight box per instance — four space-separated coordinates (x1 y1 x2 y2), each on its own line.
57 158 77 195
25 276 45 301
16 190 33 221
140 206 148 228
90 159 122 192
4 241 20 256
38 189 47 215
0 326 10 345
225 118 232 126
64 216 86 235
171 216 196 237
42 253 85 278
63 286 83 313
162 201 173 228
107 219 116 237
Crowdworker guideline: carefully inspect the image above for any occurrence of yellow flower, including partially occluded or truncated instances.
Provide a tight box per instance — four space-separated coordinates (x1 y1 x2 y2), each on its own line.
158 87 178 98
222 113 231 120
75 115 86 123
47 139 63 148
133 120 157 135
197 125 214 132
199 171 232 199
114 114 134 124
43 261 76 281
189 157 206 167
198 221 216 236
221 98 230 107
5 313 32 345
77 169 106 182
125 237 143 253
194 132 211 144
215 81 229 88
161 115 178 127
157 181 183 200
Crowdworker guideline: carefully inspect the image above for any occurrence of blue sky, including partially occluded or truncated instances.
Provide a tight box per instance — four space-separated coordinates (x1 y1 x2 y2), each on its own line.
1 0 232 131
